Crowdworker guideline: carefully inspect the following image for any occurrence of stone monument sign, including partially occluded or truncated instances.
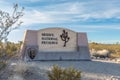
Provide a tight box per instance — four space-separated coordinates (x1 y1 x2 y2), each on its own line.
20 28 91 61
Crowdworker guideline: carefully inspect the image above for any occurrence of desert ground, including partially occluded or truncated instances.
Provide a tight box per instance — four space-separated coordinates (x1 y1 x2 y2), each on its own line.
0 59 120 80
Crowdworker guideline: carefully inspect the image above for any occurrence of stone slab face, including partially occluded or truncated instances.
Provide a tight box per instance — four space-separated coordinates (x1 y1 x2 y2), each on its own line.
77 33 89 46
38 28 77 52
21 28 91 61
77 33 91 60
23 30 38 45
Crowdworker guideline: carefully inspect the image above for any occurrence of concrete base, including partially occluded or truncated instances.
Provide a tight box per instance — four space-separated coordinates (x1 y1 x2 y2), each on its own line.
23 46 91 61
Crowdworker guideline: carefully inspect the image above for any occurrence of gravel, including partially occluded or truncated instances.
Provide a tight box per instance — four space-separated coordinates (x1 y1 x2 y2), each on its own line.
0 59 120 80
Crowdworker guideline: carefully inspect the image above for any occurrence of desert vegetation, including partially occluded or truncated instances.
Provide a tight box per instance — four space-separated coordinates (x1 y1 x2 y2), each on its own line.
0 41 22 72
89 42 120 58
0 41 22 60
0 3 24 70
48 65 81 80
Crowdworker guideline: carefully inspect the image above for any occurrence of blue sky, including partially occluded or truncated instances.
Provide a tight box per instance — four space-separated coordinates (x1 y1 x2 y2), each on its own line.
0 0 120 43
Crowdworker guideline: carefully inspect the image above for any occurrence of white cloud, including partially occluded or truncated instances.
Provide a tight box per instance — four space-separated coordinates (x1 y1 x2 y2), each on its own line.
20 2 85 25
12 29 21 32
1 0 120 25
25 1 120 24
76 25 120 30
0 1 10 10
22 10 54 25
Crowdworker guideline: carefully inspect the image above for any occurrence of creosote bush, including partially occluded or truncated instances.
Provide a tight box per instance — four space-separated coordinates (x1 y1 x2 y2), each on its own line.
48 65 81 80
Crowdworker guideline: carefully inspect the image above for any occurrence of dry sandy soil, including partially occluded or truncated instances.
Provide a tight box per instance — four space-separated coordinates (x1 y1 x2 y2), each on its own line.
0 59 120 80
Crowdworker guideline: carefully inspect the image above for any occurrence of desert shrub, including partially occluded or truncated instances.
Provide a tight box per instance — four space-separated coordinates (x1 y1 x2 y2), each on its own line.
90 49 109 58
89 42 120 58
48 65 81 80
0 42 21 60
109 52 120 58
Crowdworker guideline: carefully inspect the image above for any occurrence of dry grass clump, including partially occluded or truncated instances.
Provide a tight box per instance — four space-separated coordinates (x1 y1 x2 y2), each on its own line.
48 65 81 80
